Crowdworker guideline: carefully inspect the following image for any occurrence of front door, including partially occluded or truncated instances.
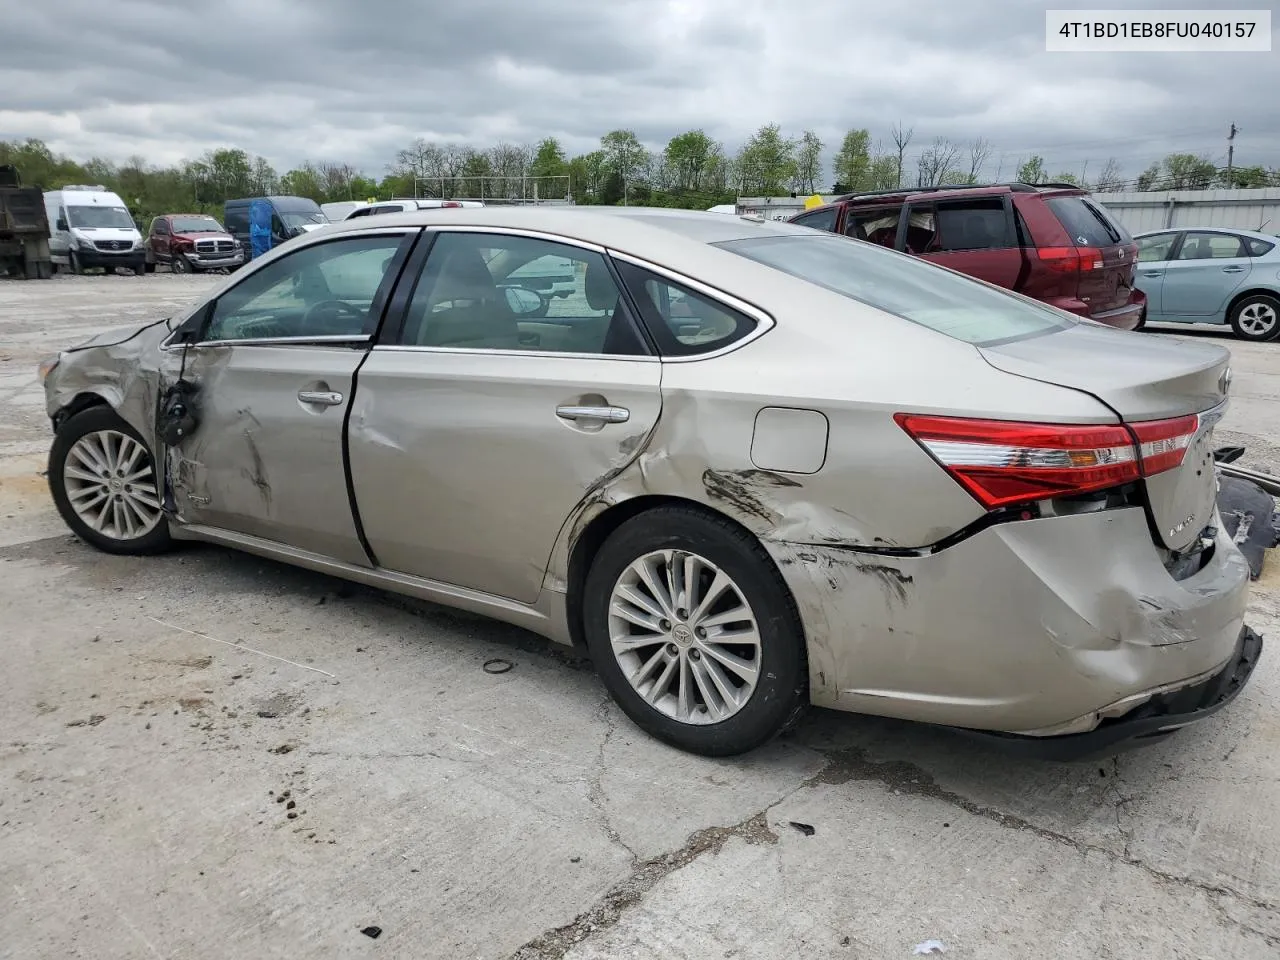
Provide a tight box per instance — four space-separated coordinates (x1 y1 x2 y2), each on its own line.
1159 231 1253 318
349 229 662 604
171 230 414 564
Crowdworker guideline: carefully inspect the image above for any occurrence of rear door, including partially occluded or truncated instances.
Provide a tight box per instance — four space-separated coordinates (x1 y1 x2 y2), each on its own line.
1134 231 1180 317
903 193 1024 290
1158 231 1253 319
1042 194 1137 316
348 229 661 604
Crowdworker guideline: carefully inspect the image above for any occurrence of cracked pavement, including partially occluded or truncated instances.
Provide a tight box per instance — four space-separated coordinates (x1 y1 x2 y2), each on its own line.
1 276 1279 959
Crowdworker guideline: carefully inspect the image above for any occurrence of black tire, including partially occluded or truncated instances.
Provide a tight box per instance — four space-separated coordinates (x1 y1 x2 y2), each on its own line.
583 506 807 756
144 260 156 274
48 407 172 555
171 254 190 275
132 261 146 276
1228 293 1280 342
1133 306 1147 332
69 251 84 275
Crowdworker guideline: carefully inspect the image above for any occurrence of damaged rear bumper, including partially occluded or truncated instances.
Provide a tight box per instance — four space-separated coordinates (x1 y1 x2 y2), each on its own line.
953 625 1263 761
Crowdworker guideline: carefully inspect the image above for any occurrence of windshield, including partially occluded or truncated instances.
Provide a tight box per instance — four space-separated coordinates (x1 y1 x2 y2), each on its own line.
68 205 135 230
170 216 223 233
280 211 327 228
716 234 1074 346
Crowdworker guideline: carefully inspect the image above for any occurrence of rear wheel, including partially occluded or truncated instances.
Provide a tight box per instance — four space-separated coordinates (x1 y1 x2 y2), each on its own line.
48 407 171 555
1229 294 1280 342
1133 306 1147 332
583 507 807 756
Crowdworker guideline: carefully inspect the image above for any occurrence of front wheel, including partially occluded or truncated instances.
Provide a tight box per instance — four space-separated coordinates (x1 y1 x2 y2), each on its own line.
1229 294 1280 342
583 506 807 756
170 254 191 275
48 407 172 555
69 251 84 275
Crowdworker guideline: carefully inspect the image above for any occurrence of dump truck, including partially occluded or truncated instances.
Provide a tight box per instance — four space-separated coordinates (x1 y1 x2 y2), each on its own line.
0 164 54 279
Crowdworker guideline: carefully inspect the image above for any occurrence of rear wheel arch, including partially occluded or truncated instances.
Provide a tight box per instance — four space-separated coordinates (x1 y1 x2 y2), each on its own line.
565 495 801 651
1225 287 1280 319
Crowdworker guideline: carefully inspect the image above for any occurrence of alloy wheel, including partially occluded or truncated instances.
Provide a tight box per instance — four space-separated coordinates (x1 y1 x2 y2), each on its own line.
607 549 761 725
62 429 163 541
1238 301 1278 338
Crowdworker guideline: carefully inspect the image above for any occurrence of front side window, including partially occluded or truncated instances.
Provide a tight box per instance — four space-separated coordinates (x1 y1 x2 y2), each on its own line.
398 232 647 355
616 262 757 356
718 233 1072 346
1177 232 1245 260
1137 233 1177 262
67 205 134 230
204 235 405 342
844 204 902 248
791 207 838 232
150 219 169 236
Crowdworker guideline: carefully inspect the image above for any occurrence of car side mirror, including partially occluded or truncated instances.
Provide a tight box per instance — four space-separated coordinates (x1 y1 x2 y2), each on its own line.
56 218 68 231
504 286 545 316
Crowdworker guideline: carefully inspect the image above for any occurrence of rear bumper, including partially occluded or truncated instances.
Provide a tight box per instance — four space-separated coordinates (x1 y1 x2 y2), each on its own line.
954 625 1262 760
1047 295 1145 330
770 506 1252 736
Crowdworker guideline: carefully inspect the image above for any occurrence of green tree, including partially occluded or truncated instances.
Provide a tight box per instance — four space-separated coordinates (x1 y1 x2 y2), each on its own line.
1135 163 1162 191
833 129 871 192
1049 172 1080 186
530 137 568 188
1016 155 1046 185
664 130 716 191
793 130 823 194
600 129 650 186
1220 165 1269 188
279 164 324 201
736 123 796 195
1161 153 1216 190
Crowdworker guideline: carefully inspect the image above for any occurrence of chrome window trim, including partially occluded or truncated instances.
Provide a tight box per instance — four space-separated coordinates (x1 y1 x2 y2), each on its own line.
372 344 659 363
606 249 776 362
162 334 372 352
159 228 418 350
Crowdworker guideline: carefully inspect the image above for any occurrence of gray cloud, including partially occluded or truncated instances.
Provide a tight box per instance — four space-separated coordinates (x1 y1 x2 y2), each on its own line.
0 0 1275 185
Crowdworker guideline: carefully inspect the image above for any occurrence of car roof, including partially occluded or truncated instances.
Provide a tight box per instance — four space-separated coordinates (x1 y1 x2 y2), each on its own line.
1135 226 1279 241
319 205 813 253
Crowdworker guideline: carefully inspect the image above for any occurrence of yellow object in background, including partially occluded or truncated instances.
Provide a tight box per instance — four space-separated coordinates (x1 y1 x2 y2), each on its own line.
804 194 824 209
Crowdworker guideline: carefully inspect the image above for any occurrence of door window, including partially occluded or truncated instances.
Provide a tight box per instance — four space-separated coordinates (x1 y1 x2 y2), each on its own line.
397 232 647 355
933 198 1013 250
616 263 757 356
791 207 838 232
1177 232 1246 260
204 235 405 342
152 219 170 236
843 204 902 248
1137 233 1177 261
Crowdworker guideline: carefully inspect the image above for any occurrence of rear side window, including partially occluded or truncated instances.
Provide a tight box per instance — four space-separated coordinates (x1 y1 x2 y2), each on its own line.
716 234 1073 346
1177 232 1245 260
1246 236 1275 256
616 262 757 356
934 198 1014 251
1045 196 1132 246
791 207 838 232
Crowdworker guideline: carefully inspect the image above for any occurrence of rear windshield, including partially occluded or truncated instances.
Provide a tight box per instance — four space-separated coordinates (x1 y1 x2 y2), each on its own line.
715 234 1074 346
1045 196 1132 247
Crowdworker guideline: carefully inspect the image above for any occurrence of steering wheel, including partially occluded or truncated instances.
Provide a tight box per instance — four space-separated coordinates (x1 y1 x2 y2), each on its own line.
302 299 365 335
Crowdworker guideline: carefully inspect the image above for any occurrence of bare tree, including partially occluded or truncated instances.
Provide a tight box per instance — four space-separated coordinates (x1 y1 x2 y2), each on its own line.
318 162 357 198
890 122 913 189
916 137 961 187
967 138 992 182
1093 157 1124 192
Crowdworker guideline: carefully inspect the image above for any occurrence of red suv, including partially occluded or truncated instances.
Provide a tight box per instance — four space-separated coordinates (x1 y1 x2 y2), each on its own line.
789 183 1145 330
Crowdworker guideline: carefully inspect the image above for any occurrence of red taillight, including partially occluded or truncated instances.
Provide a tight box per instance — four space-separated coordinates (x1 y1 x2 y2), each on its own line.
895 413 1199 510
1037 246 1104 273
441 201 462 208
1131 414 1198 475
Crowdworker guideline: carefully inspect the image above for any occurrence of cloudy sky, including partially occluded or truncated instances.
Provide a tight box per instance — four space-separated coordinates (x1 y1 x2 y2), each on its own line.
1 0 1276 185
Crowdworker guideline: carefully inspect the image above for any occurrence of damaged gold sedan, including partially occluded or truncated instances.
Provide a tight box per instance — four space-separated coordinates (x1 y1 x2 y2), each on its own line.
41 207 1262 758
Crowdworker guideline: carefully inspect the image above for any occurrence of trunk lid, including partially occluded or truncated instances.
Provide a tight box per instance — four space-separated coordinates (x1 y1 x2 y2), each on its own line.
981 323 1231 551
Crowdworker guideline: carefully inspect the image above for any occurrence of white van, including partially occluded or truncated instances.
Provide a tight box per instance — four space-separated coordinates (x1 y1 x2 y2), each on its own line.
321 200 367 222
44 186 145 275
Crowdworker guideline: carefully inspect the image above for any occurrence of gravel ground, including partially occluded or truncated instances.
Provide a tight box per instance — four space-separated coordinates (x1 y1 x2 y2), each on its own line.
1 274 1278 960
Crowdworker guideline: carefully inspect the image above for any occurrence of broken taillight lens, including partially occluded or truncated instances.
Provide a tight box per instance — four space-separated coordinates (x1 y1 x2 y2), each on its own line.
894 413 1199 510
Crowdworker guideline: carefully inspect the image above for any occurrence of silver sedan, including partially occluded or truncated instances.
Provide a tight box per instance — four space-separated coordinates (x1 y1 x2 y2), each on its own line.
40 207 1260 758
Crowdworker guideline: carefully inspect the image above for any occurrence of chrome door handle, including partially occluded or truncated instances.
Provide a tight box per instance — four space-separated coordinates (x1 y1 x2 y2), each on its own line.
1222 266 1245 273
1142 271 1163 277
298 390 343 406
556 405 630 424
